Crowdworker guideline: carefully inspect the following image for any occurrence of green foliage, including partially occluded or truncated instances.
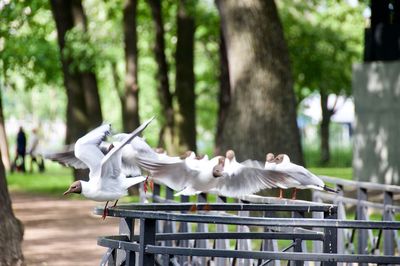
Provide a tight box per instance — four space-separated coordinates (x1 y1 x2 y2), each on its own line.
304 146 352 168
279 0 366 102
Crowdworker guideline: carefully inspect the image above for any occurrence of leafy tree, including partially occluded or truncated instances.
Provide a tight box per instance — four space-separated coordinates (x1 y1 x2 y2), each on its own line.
279 0 365 164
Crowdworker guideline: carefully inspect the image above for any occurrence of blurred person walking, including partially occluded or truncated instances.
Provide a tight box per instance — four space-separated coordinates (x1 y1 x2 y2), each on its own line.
11 126 26 172
28 128 45 173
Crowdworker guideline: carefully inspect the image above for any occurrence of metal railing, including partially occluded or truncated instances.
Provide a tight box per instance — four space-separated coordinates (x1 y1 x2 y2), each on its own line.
96 179 400 266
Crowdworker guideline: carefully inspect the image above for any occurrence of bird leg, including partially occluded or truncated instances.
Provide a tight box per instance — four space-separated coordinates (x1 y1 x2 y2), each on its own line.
144 176 149 194
102 201 109 220
278 189 283 199
149 180 154 191
291 188 297 200
112 200 119 208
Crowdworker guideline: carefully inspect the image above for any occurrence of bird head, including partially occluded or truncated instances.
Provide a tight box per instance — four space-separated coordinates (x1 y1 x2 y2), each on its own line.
274 154 290 164
266 153 275 163
225 150 235 161
212 156 225 178
63 180 82 195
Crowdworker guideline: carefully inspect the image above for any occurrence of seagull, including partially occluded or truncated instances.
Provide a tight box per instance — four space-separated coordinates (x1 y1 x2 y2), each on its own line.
273 154 337 199
135 148 296 198
61 117 154 219
219 150 294 197
263 153 286 198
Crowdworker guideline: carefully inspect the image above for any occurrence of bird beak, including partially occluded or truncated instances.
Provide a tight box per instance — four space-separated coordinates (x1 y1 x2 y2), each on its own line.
63 188 71 196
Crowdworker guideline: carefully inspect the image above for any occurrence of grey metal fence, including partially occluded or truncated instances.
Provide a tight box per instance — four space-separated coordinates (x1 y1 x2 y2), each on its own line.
96 179 400 266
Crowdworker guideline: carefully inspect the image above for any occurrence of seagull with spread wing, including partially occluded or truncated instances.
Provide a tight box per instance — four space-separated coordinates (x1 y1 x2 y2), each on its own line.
273 154 337 199
49 117 154 219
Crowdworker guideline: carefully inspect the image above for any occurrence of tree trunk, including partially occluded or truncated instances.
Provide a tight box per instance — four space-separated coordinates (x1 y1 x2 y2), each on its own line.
0 151 24 265
215 0 303 164
50 0 90 181
147 0 176 153
122 0 140 132
0 88 10 170
71 0 103 128
215 29 231 156
320 91 334 165
175 0 196 154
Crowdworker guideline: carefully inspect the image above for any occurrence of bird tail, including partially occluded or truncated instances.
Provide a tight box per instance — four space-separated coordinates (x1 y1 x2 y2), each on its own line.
323 185 339 193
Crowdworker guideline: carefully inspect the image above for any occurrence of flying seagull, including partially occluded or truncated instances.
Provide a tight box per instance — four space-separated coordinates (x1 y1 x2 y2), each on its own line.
60 117 154 219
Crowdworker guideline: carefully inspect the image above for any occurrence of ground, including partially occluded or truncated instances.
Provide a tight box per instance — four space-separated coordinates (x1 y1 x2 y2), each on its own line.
11 192 120 266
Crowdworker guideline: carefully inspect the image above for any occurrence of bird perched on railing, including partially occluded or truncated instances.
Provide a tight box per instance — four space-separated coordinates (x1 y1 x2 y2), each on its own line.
45 117 154 219
272 153 338 199
135 149 296 198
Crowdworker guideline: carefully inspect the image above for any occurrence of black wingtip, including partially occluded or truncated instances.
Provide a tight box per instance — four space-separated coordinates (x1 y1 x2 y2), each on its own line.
323 185 339 193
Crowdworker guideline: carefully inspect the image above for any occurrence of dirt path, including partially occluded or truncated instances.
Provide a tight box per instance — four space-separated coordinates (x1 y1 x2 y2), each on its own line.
11 192 120 266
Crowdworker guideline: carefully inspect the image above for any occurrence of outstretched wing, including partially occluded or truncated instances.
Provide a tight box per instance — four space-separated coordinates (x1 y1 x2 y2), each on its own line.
44 143 111 170
216 165 300 197
100 117 154 179
134 155 193 191
74 124 111 178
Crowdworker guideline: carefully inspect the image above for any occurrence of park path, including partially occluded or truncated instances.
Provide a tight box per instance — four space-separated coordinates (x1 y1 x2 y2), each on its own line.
11 192 120 266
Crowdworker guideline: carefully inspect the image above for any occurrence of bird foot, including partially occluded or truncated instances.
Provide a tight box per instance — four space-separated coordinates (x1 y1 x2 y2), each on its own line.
144 176 149 194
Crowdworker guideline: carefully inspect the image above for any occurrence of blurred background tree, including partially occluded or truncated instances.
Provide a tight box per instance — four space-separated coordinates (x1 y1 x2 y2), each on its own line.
0 0 365 167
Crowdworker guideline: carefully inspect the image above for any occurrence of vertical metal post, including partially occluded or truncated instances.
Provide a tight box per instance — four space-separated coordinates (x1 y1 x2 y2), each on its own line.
323 206 337 266
162 187 175 265
292 212 304 266
118 217 136 265
357 187 368 259
139 218 156 266
216 196 229 266
383 191 394 255
335 184 345 255
194 193 208 265
178 195 190 265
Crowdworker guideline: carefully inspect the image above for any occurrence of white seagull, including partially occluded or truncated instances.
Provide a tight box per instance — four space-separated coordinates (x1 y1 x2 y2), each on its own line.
273 154 337 199
136 149 296 198
61 117 154 219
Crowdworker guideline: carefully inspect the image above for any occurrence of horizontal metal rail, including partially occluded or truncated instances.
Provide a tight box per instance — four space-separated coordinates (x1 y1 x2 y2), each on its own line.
97 236 400 264
107 202 336 212
128 232 325 241
94 208 400 229
320 175 400 193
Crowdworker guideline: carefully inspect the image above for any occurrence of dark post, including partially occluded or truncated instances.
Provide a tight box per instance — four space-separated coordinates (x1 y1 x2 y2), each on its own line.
118 217 136 265
383 191 394 255
292 212 305 266
323 206 338 266
139 218 156 266
178 195 190 265
357 187 368 258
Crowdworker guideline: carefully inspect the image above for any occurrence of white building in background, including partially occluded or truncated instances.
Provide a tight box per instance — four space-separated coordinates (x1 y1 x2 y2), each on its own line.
298 93 354 148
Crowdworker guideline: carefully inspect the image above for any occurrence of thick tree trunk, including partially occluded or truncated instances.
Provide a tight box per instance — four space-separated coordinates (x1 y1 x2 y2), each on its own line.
0 151 24 265
175 0 196 154
320 91 334 165
0 88 10 170
71 0 103 128
122 0 140 132
215 0 303 164
50 0 90 181
147 0 176 153
215 29 231 156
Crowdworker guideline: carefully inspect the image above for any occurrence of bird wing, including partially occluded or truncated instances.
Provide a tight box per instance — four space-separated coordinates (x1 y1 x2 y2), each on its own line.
276 162 324 188
43 146 88 169
134 155 194 191
100 117 154 179
74 124 111 178
216 164 298 197
44 142 111 170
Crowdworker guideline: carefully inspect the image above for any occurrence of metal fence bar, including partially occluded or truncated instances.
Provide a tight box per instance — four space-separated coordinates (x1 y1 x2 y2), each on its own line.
383 191 395 256
144 245 400 264
357 187 368 259
117 217 135 265
323 207 337 266
139 218 156 266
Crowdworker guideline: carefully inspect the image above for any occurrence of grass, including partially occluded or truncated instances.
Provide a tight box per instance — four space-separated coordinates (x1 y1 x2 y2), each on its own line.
6 162 73 196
